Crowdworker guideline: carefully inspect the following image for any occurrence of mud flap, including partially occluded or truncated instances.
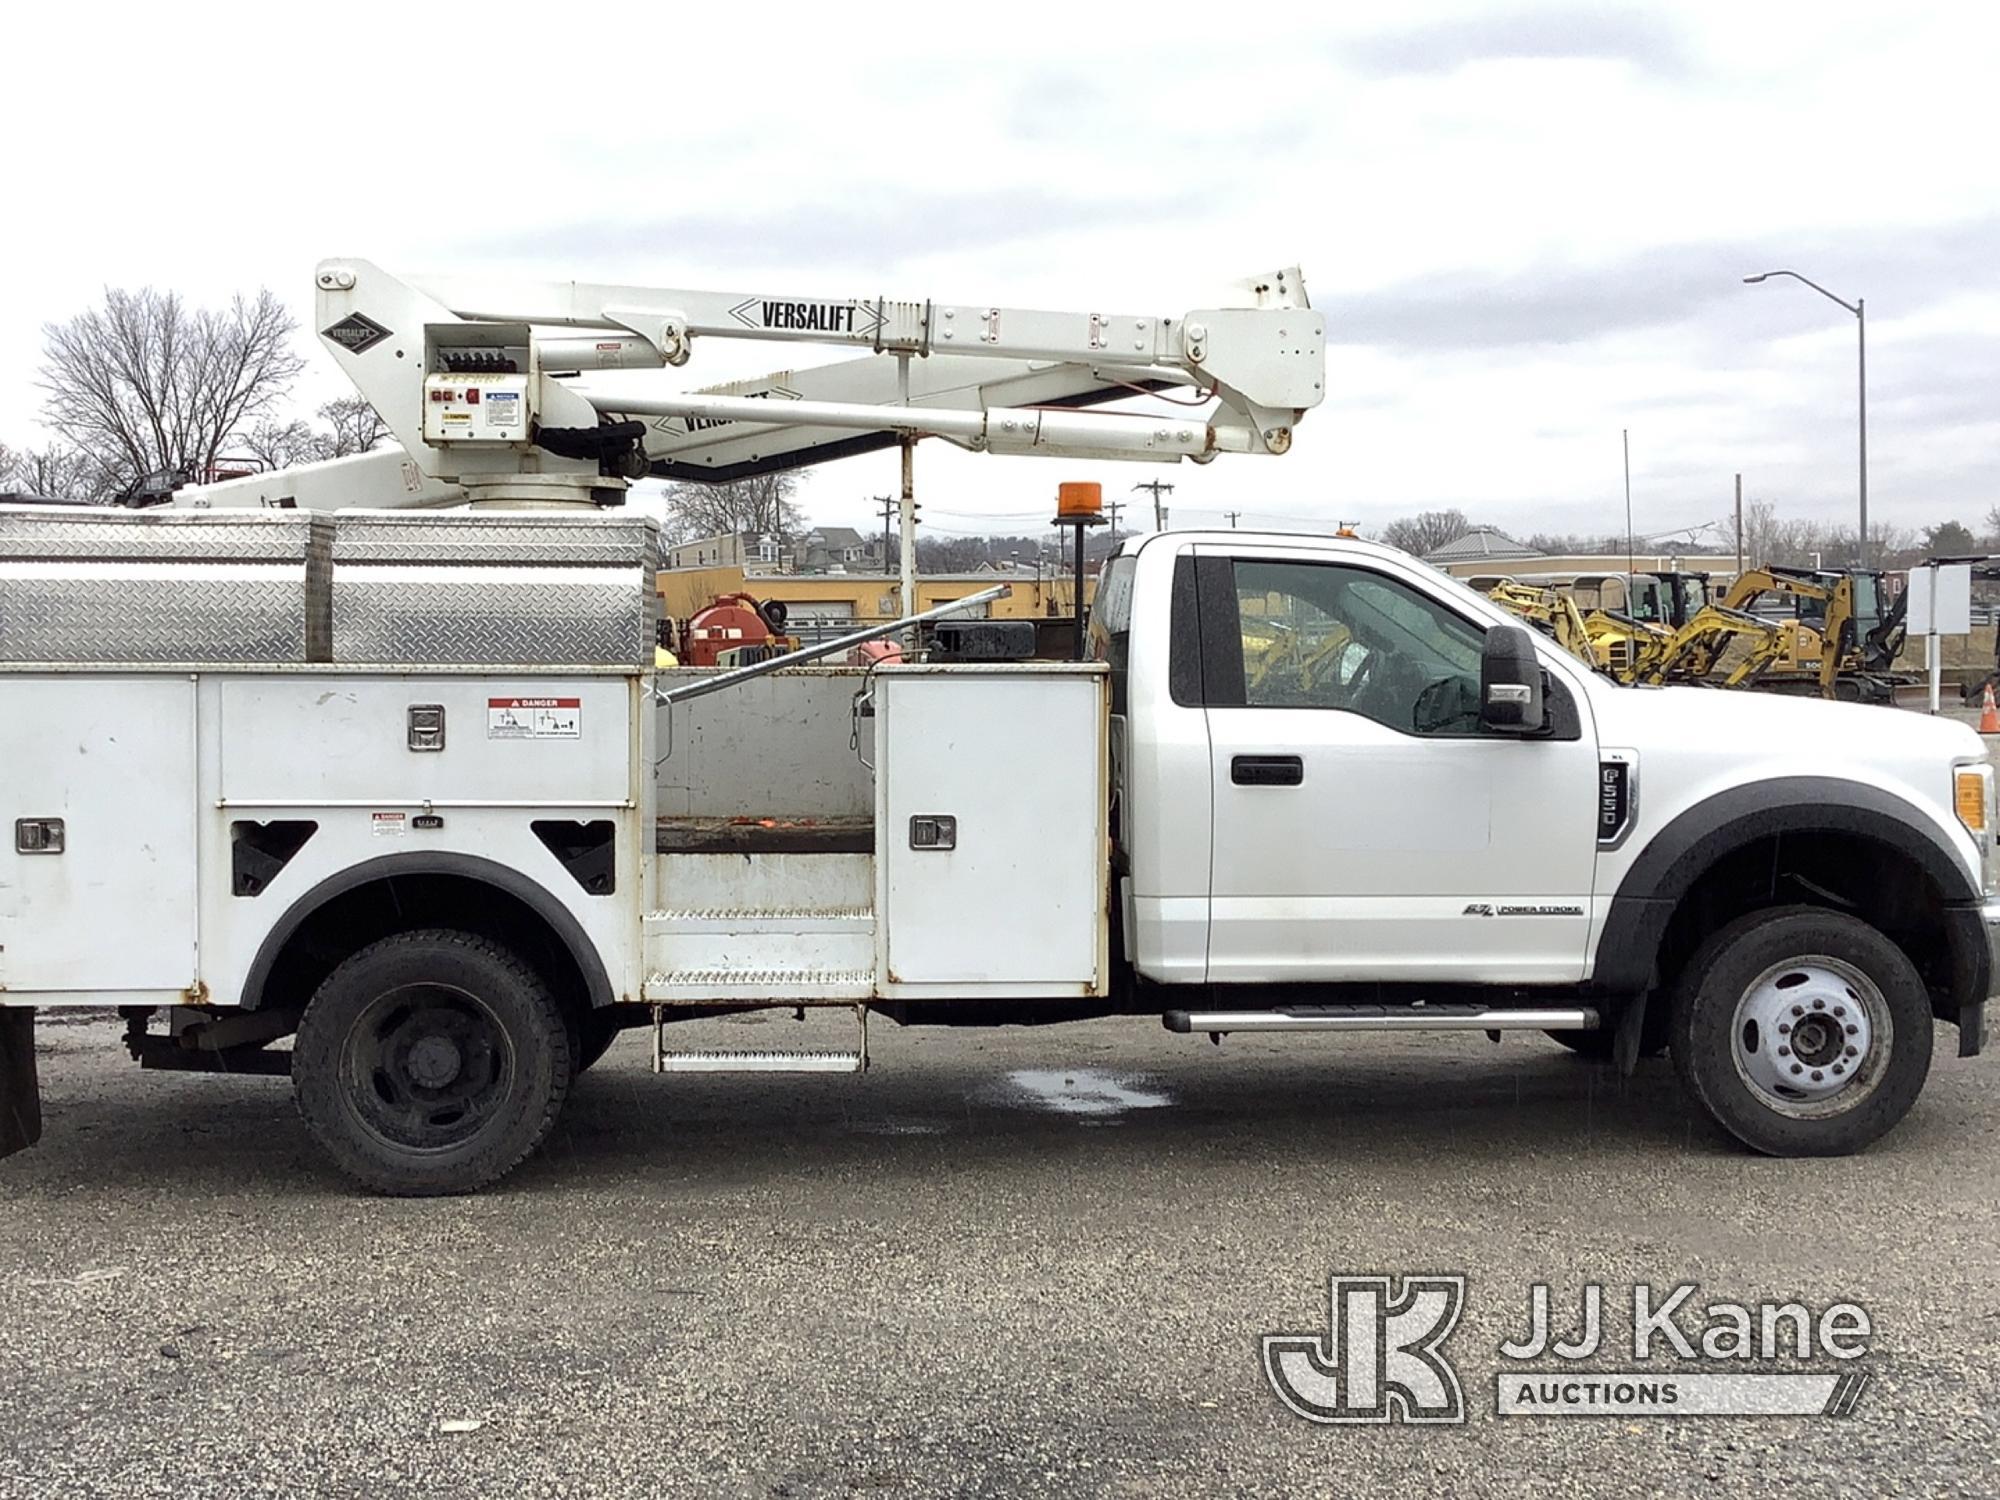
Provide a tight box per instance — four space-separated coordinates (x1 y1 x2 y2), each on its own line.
0 1009 42 1159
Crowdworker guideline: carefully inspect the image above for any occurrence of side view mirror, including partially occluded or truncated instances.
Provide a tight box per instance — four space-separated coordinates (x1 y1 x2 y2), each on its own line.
1480 624 1546 734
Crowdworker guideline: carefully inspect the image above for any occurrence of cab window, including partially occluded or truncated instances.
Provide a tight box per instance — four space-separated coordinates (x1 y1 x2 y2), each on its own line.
1226 559 1485 736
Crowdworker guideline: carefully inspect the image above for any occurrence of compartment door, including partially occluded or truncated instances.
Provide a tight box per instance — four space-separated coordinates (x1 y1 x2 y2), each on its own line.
878 671 1105 993
0 678 197 994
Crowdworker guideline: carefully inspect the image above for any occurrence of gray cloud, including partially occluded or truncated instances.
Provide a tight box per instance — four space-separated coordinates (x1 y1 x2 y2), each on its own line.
1332 218 2000 355
1342 5 1695 77
475 188 1205 270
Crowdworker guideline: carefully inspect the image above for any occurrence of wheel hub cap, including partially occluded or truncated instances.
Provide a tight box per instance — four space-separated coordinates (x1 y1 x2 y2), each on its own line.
407 1034 464 1089
1732 958 1878 1109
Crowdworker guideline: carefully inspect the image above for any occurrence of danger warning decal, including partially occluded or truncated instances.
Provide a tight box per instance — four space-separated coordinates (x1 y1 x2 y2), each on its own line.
488 697 582 740
728 297 883 340
321 312 393 355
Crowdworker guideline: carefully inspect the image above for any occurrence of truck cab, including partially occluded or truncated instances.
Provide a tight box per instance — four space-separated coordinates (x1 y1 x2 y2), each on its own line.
1099 531 1992 1149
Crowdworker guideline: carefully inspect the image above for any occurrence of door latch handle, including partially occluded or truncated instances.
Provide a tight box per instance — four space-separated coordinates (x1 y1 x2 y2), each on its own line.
14 818 65 854
1231 755 1304 787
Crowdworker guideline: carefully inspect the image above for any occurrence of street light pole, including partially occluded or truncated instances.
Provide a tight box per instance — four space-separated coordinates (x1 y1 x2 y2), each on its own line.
1744 270 1868 569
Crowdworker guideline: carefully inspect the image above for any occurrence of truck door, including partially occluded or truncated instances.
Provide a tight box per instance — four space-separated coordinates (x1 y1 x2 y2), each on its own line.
1196 549 1600 984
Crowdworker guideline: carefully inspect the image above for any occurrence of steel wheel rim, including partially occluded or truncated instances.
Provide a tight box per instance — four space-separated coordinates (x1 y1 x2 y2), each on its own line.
339 983 516 1153
1729 954 1889 1120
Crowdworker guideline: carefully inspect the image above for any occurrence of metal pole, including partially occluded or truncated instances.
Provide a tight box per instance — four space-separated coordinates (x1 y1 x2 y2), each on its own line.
1623 429 1634 580
1927 563 1942 715
1743 271 1867 568
1073 523 1087 661
1734 473 1744 575
1857 298 1869 570
874 494 895 573
653 585 1011 705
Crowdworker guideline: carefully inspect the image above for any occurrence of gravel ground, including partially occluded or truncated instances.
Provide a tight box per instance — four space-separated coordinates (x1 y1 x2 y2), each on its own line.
2 1012 1996 1498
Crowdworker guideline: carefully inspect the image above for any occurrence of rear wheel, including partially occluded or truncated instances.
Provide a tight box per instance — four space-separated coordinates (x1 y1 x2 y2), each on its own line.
1669 906 1932 1156
572 1009 621 1074
293 929 572 1196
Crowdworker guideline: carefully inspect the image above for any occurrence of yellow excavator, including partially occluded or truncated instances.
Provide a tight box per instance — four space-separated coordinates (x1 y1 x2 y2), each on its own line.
1625 603 1793 688
1484 582 1602 666
1486 580 1788 690
1718 566 1908 701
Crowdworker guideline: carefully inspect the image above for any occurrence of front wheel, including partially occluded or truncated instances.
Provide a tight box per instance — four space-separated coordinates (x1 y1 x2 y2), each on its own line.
293 929 573 1195
1669 906 1932 1156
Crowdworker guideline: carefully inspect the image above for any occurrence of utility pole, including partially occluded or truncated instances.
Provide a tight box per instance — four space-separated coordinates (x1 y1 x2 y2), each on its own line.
1224 510 1242 528
1106 498 1124 537
896 356 918 644
1734 473 1744 576
1622 429 1634 579
872 494 896 572
1132 479 1174 531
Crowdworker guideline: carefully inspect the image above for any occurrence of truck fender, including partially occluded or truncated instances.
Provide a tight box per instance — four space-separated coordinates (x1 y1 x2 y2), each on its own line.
1592 775 1981 999
0 1009 41 1161
240 852 616 1013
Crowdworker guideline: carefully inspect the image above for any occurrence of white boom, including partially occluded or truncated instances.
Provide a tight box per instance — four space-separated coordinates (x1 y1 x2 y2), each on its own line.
178 259 1325 511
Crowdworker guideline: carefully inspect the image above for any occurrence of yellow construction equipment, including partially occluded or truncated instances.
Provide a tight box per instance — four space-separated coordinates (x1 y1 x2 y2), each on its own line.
1484 582 1675 679
1718 566 1907 701
1486 582 1786 690
1627 604 1792 689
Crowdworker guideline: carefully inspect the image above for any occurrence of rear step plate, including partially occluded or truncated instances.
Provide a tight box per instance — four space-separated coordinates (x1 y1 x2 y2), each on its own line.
655 1049 864 1074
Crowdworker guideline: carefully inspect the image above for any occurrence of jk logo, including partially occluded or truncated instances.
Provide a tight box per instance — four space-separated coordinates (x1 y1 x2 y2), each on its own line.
1264 1275 1467 1424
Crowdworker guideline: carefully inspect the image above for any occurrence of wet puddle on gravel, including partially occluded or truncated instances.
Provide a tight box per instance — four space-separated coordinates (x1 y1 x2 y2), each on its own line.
987 1068 1174 1118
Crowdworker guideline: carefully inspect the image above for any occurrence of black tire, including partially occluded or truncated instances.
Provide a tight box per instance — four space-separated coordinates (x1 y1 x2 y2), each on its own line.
573 1009 621 1074
1669 906 1932 1157
293 929 573 1196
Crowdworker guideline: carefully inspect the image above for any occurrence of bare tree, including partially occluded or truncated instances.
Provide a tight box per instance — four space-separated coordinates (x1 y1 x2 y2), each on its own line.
662 473 804 547
0 442 105 501
1380 507 1471 557
242 397 392 473
39 287 304 497
242 417 323 472
317 396 390 458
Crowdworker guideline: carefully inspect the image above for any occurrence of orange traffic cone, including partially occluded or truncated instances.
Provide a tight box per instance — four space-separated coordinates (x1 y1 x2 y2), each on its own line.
1979 684 1999 735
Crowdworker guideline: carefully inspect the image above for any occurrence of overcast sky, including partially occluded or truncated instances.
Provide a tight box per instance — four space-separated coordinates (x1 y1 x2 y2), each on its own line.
4 1 1996 546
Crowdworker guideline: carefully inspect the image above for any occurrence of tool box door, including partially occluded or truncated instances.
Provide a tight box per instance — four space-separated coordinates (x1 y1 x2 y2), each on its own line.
0 677 198 994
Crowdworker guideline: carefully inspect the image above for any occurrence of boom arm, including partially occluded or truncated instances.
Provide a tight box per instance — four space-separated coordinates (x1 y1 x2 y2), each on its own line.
180 260 1324 511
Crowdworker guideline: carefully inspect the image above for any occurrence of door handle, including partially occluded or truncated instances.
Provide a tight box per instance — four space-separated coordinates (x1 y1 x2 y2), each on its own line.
1231 755 1303 787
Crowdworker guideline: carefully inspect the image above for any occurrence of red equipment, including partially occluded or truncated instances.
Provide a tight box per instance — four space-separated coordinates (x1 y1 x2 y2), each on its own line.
684 593 789 667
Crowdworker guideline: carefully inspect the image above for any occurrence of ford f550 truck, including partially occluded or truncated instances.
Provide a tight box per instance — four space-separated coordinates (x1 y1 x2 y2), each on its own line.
0 510 1991 1193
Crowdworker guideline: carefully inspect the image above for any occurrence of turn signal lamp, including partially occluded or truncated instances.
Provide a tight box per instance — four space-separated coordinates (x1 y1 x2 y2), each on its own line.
1057 481 1103 519
1955 763 1991 840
